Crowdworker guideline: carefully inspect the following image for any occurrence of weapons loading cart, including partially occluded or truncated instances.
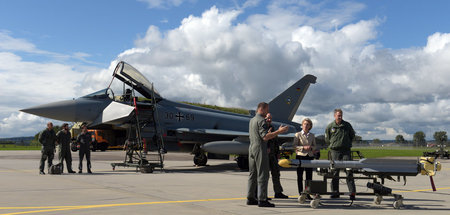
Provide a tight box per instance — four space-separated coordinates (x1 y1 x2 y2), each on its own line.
278 152 442 209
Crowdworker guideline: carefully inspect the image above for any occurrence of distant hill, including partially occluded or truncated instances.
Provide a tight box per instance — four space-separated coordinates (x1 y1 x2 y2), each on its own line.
0 136 34 145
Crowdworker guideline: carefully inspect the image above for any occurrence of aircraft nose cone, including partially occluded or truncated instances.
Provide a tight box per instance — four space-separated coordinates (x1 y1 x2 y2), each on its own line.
21 100 77 121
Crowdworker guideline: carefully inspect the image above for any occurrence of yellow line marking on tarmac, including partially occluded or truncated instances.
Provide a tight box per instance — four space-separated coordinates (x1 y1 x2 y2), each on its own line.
0 197 246 215
393 186 450 193
2 187 450 215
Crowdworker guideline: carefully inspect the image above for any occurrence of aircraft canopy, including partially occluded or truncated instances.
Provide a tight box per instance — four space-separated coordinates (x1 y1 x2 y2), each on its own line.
113 61 162 100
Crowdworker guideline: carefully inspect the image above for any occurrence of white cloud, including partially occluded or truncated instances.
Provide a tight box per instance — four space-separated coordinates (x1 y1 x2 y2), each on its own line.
0 31 38 53
0 33 103 137
2 1 449 141
111 3 449 140
0 112 50 138
138 0 187 9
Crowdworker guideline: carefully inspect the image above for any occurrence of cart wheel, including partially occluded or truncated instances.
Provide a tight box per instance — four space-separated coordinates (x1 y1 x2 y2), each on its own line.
140 167 153 173
310 199 320 209
398 198 404 207
393 201 401 209
298 194 307 204
374 195 382 205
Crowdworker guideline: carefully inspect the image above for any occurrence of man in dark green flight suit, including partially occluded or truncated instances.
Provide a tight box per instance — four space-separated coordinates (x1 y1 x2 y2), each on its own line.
325 108 356 200
247 102 288 207
265 113 288 199
77 123 92 174
56 123 75 173
39 122 56 175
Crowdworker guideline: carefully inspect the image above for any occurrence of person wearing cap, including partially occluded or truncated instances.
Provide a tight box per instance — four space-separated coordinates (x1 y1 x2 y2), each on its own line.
76 123 92 173
38 122 56 175
56 123 75 173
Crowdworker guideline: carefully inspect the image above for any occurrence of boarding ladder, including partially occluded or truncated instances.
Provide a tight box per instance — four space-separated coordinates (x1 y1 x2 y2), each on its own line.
110 83 165 173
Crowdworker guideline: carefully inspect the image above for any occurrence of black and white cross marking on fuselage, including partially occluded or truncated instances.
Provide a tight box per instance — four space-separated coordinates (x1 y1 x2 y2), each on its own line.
175 112 184 122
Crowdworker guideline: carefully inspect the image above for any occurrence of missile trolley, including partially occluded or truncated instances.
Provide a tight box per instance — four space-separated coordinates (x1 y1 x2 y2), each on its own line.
278 157 442 209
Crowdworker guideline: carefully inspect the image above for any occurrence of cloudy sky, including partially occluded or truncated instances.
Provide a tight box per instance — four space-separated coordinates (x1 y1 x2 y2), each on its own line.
0 0 449 140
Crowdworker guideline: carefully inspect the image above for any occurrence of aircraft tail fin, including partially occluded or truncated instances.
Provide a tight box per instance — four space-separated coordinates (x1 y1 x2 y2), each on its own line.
269 74 316 121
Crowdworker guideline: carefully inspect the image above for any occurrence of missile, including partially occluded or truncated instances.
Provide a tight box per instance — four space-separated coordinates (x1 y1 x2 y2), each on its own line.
278 157 441 177
202 141 249 155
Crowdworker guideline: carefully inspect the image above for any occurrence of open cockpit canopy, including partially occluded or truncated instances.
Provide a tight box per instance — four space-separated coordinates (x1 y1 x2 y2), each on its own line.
113 61 162 100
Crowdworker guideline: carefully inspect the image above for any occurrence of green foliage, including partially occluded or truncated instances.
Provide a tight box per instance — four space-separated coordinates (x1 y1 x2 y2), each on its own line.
0 144 40 150
373 138 381 144
433 131 448 144
353 135 362 143
395 134 405 144
413 131 426 147
318 147 440 159
182 102 250 115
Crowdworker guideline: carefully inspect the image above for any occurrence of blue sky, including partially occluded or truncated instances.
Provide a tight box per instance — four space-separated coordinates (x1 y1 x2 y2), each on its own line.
2 0 449 65
1 0 449 139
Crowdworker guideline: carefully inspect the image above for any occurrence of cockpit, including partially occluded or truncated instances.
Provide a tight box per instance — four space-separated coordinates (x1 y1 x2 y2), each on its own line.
82 88 114 100
81 62 161 103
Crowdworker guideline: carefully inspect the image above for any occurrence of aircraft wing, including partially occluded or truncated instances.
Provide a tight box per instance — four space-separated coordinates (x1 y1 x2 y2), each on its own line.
175 128 295 140
175 128 248 137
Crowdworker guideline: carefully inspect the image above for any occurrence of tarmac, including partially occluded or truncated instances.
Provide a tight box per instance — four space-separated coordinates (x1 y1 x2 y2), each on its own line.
0 150 449 215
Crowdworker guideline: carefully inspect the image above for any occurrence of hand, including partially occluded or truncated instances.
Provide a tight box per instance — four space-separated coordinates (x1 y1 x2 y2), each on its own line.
303 145 311 151
277 125 289 133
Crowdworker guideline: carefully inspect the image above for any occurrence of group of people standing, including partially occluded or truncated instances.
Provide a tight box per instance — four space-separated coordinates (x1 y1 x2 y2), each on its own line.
38 122 92 174
247 102 356 207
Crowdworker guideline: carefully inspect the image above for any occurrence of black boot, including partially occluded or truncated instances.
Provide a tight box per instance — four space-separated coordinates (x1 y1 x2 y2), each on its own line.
274 193 289 199
246 198 258 205
258 201 275 207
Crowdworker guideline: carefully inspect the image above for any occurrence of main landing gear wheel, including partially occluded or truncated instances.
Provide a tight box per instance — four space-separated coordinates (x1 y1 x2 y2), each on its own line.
194 153 208 166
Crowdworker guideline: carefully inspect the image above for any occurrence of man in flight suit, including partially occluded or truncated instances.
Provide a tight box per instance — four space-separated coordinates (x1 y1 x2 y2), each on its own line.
325 108 356 200
77 123 92 174
56 123 75 173
39 122 56 175
247 102 288 207
265 113 288 199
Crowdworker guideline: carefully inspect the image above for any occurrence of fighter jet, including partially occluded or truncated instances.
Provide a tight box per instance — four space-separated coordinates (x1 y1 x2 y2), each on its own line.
21 61 316 168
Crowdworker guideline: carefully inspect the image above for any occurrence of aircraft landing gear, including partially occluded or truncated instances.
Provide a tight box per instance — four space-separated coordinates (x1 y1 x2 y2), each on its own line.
192 144 207 166
236 156 248 170
193 153 207 166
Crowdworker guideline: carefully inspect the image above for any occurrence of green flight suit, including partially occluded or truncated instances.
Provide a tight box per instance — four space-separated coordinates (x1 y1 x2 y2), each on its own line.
247 114 270 201
325 120 356 194
56 130 73 172
39 129 56 172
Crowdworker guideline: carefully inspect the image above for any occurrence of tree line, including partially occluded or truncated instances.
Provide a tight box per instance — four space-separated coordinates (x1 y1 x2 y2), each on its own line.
394 131 448 147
